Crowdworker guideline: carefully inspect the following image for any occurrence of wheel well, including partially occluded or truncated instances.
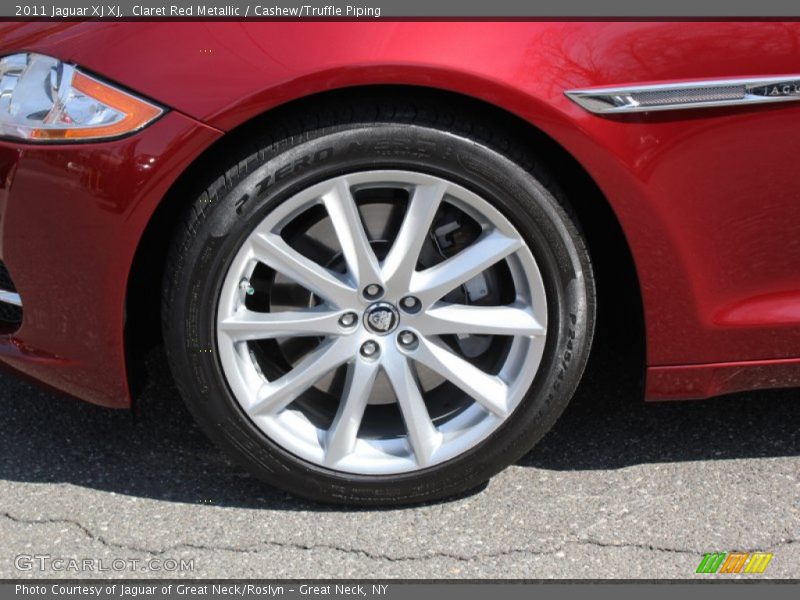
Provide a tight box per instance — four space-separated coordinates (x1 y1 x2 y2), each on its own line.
125 85 646 401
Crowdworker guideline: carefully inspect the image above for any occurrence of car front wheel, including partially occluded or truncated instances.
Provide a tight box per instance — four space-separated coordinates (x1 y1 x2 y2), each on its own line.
163 100 595 505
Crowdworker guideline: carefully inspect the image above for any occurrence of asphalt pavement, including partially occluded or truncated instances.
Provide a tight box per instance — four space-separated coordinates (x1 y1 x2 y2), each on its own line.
1 343 798 579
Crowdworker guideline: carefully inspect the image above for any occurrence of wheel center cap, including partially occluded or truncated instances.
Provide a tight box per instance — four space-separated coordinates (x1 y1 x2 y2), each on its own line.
364 302 399 335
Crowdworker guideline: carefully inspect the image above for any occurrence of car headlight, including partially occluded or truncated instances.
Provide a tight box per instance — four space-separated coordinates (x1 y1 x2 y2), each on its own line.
0 53 163 142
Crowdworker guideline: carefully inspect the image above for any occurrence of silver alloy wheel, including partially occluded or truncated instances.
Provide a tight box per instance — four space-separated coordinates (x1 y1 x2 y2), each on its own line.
216 171 548 475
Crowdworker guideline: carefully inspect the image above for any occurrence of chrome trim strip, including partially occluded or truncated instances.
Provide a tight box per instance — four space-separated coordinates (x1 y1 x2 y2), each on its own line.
565 76 800 114
0 290 22 307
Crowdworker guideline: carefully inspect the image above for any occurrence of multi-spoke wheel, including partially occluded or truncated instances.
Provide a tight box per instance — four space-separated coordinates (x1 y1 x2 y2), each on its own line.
164 98 594 505
216 171 547 473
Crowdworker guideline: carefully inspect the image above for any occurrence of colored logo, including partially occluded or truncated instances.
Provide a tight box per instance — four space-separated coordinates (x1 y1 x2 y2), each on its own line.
696 552 773 574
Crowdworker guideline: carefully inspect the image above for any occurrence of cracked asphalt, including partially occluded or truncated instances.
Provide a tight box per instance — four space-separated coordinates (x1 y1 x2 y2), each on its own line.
1 339 798 579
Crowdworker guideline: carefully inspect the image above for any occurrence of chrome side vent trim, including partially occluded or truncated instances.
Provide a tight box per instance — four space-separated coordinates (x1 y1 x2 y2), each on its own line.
566 76 800 114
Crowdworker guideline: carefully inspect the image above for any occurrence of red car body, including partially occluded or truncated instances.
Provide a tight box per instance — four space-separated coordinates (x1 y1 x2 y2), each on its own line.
2 21 800 408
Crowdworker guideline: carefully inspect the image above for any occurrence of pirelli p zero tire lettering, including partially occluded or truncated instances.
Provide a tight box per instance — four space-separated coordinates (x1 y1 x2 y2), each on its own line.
163 100 595 505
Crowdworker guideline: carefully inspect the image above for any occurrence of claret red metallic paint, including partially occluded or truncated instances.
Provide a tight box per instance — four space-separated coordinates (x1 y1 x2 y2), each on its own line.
2 21 800 409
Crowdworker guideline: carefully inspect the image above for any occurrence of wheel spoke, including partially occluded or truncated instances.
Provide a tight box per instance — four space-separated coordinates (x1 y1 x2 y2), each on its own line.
324 359 380 466
415 336 511 418
416 302 545 337
323 178 382 288
249 339 349 416
381 181 447 294
219 307 345 342
383 356 442 467
251 232 354 308
409 230 522 307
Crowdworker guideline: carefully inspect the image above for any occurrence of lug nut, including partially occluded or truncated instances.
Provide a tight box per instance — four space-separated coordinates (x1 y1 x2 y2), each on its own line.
363 284 383 299
360 340 380 358
338 312 358 327
398 330 417 348
400 296 419 311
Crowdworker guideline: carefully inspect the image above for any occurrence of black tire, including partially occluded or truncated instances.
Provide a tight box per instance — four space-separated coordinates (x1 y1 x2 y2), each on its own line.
162 96 595 506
